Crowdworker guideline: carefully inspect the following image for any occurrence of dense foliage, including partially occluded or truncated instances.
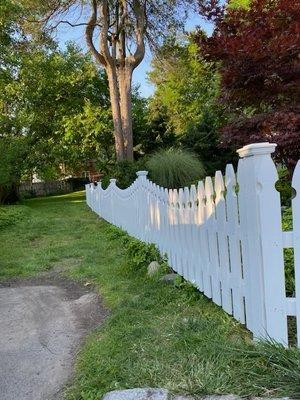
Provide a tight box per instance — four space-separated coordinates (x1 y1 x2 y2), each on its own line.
197 0 300 172
132 92 177 157
0 137 28 203
149 37 235 174
15 46 110 172
0 43 111 202
106 224 167 274
149 41 219 136
0 1 115 202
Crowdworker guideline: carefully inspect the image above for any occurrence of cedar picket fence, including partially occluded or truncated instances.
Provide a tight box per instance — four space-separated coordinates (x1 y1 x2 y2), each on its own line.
85 143 300 347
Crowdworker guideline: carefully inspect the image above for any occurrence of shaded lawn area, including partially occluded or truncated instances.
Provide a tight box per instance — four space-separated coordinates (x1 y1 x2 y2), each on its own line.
0 192 299 400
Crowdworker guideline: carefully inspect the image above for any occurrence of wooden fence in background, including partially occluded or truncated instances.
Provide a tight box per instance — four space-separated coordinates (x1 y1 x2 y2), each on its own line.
85 142 300 347
19 180 73 198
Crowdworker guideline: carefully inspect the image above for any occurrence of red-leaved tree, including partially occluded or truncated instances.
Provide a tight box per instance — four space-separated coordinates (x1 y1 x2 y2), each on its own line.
197 0 300 172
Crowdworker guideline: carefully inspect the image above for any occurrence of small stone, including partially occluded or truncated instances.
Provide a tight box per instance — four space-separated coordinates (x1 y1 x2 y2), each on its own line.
102 388 169 400
252 398 290 400
160 273 178 283
199 396 240 400
147 261 160 276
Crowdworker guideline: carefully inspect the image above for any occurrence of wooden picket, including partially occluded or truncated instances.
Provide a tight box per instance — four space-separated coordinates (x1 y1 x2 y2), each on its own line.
86 142 300 347
292 161 300 346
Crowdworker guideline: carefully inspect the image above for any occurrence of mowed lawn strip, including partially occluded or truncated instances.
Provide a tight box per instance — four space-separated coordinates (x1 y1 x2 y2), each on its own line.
1 192 299 400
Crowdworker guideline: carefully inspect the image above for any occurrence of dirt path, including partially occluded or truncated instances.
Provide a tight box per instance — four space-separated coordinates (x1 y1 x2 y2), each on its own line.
0 274 107 400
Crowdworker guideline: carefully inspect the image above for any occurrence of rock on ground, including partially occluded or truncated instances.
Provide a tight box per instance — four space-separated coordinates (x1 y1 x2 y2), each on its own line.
147 261 161 276
102 391 239 400
0 277 107 400
173 397 238 400
102 388 169 400
160 273 178 283
102 389 290 400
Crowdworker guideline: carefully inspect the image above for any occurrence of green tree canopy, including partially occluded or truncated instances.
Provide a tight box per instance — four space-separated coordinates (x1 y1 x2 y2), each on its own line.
0 3 114 202
1 43 111 179
148 35 234 173
149 38 220 136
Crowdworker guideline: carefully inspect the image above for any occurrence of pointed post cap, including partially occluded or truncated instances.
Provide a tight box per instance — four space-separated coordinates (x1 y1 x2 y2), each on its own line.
110 178 117 184
136 171 148 177
237 142 277 158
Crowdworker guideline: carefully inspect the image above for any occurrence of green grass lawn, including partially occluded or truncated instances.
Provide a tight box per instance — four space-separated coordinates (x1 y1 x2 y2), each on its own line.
1 192 300 400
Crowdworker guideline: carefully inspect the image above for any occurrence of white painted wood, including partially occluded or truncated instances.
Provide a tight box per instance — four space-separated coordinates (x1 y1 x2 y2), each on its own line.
292 161 300 346
183 186 194 283
178 188 185 278
225 164 245 323
255 149 287 344
85 144 300 347
215 170 232 314
282 231 294 248
237 153 265 336
171 188 181 275
237 143 288 344
196 181 207 294
205 176 221 305
189 184 198 285
286 298 297 317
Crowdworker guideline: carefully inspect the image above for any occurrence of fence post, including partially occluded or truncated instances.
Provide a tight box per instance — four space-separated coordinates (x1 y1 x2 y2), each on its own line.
97 181 102 217
109 179 117 225
136 171 148 242
237 142 288 345
85 183 90 207
292 162 300 346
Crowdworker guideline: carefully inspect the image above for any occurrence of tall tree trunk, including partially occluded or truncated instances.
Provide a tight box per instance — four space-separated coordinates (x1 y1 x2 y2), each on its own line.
107 64 134 162
118 66 134 160
85 0 145 162
106 66 125 161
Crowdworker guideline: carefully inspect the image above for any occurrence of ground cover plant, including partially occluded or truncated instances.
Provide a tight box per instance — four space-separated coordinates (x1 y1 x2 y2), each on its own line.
0 192 299 399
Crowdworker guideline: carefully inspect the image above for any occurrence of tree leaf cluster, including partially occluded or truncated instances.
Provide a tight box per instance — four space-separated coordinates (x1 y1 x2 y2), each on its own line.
197 0 300 172
148 36 234 174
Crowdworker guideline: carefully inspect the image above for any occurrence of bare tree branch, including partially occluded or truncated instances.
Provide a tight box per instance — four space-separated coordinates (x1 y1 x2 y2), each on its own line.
40 0 77 25
51 20 101 29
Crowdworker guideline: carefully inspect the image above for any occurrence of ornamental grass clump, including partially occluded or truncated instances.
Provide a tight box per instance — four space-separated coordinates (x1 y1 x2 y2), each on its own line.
146 148 205 189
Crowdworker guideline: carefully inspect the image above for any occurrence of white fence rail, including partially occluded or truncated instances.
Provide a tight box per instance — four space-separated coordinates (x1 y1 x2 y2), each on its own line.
86 142 300 347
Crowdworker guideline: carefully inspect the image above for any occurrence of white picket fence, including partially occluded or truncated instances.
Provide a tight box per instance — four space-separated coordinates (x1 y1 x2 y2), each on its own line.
85 143 300 347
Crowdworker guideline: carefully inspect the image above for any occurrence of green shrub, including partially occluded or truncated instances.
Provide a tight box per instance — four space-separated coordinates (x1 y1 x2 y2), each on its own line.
105 224 167 274
0 137 28 204
146 148 205 189
125 239 162 273
101 159 146 189
180 110 237 176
